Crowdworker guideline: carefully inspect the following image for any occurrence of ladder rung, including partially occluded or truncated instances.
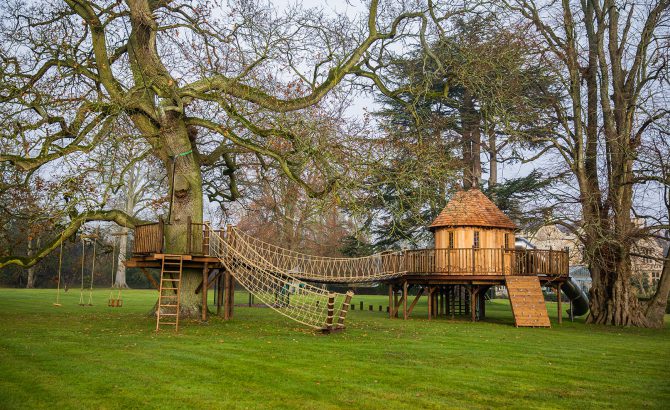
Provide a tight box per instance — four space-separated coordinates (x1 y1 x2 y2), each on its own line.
160 304 179 307
161 278 181 282
161 287 179 290
160 313 179 316
158 322 178 325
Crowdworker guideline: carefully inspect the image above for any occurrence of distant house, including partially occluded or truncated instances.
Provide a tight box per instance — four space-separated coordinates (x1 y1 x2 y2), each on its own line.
521 222 667 290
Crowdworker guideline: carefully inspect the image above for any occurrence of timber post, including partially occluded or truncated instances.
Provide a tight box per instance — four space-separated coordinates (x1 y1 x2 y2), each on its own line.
388 284 394 319
336 291 354 330
557 282 562 325
325 293 335 332
403 280 408 320
201 262 208 321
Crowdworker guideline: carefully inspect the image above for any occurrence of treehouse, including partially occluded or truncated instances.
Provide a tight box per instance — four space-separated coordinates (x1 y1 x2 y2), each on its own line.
390 188 570 327
127 189 572 331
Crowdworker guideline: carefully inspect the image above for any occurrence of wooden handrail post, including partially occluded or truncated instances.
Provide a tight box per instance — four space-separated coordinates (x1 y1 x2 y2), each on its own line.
472 246 476 275
336 291 354 329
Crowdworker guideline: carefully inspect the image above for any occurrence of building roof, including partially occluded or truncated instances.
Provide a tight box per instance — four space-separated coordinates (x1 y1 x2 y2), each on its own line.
429 189 517 230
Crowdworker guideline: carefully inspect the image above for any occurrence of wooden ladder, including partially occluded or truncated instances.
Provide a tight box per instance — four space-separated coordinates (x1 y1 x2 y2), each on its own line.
156 254 184 332
505 276 551 327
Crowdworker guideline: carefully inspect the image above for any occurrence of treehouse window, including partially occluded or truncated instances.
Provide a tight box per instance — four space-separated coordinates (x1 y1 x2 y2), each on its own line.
473 231 480 248
448 232 454 248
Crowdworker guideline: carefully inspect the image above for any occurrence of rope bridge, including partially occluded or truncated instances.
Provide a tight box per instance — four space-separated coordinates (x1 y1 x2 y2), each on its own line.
224 226 406 283
207 226 353 330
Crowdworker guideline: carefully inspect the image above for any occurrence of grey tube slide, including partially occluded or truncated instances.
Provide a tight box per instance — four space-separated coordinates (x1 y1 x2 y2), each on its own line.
561 277 589 316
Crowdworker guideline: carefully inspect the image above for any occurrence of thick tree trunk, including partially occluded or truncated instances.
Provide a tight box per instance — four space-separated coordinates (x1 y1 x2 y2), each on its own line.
114 228 129 288
26 237 38 288
587 250 649 326
162 121 204 319
643 250 670 328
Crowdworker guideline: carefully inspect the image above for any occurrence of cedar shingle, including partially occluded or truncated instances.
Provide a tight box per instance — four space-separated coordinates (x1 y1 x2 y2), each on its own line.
429 189 517 230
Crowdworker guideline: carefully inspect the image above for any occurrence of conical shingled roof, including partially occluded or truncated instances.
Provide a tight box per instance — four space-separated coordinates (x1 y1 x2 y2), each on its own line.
429 189 517 230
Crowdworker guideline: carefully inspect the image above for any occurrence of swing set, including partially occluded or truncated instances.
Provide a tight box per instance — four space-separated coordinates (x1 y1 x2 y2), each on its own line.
53 229 127 308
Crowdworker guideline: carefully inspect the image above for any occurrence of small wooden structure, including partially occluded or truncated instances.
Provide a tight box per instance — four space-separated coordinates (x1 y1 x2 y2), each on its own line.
126 220 233 324
387 188 564 326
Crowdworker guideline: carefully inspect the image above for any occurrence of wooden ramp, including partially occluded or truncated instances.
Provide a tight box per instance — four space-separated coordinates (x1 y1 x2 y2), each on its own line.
505 276 550 327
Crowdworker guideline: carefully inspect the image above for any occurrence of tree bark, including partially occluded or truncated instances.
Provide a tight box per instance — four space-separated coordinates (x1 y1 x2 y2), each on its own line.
114 228 129 288
460 89 482 189
26 237 39 288
644 249 670 327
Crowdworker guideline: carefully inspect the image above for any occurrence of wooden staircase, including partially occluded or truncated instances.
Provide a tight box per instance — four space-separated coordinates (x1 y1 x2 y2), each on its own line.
156 254 184 332
505 276 551 327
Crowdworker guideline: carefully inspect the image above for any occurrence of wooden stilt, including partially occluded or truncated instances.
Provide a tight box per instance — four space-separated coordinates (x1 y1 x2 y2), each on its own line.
216 271 224 315
394 288 399 318
403 281 408 320
201 263 209 321
446 285 451 316
440 287 445 316
228 274 235 319
388 284 394 319
557 283 562 325
427 287 433 320
470 286 478 322
223 270 230 320
223 269 230 320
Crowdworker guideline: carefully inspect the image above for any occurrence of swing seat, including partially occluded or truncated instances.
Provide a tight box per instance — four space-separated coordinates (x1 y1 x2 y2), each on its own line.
52 303 62 307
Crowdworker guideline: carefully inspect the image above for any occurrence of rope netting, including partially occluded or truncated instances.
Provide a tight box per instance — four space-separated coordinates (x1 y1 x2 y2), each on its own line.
207 227 346 329
225 226 406 283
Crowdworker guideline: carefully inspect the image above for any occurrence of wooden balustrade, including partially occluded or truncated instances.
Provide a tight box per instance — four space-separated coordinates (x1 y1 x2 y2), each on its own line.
131 221 568 277
402 247 568 276
132 221 222 255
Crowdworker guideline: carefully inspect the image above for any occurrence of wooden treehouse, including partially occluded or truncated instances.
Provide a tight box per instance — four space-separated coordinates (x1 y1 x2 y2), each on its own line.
387 188 568 327
127 189 569 331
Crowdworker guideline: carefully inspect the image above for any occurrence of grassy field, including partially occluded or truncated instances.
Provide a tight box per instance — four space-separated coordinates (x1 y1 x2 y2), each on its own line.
0 288 668 409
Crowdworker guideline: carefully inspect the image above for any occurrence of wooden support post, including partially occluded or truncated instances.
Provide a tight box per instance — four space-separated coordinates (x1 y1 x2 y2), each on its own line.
446 285 451 316
336 291 354 329
228 274 235 319
223 269 230 320
217 271 224 315
388 284 393 319
360 301 363 311
403 280 408 320
201 263 209 322
325 293 335 332
439 287 444 316
470 286 477 322
394 288 399 318
427 287 433 320
557 283 563 325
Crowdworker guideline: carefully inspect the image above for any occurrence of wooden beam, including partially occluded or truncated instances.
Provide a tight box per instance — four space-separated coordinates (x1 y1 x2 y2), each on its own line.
141 268 159 290
391 294 406 318
407 287 424 316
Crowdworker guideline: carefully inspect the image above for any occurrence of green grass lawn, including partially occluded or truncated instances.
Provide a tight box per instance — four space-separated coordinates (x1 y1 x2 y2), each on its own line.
0 288 668 409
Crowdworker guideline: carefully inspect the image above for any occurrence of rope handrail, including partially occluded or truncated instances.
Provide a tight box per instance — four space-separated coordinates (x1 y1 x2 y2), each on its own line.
227 226 406 283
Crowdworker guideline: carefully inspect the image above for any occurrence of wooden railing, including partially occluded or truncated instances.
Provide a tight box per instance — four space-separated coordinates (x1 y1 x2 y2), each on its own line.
132 222 568 277
133 222 164 254
131 220 223 255
402 247 568 276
